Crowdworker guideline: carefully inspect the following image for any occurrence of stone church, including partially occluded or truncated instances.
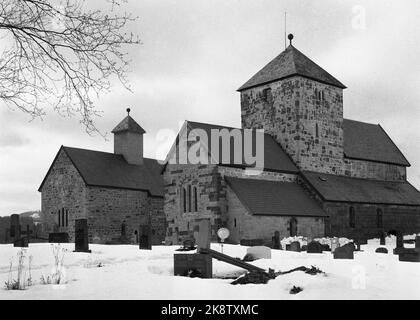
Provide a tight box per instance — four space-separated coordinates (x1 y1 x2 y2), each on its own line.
164 37 420 245
39 112 166 244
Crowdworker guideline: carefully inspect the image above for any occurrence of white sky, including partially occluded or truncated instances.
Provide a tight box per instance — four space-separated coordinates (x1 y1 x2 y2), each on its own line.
1 0 420 216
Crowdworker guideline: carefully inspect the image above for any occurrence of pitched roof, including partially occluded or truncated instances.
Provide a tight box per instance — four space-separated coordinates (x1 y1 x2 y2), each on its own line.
184 121 298 173
39 146 163 197
343 119 410 166
238 45 346 91
302 171 420 206
225 177 326 217
112 116 146 134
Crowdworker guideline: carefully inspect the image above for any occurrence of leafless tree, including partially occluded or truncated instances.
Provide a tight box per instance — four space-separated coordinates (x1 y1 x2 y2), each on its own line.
0 0 139 134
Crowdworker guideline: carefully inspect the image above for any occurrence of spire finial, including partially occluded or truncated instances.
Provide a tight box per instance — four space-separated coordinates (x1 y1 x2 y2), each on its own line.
288 33 294 46
126 107 131 116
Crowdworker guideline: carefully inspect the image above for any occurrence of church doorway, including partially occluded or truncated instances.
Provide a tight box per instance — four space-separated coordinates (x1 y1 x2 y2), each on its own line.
289 218 297 237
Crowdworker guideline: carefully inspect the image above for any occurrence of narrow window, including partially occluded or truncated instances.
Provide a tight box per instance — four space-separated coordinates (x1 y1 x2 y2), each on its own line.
61 208 65 227
321 90 325 101
234 218 237 228
314 88 318 100
188 185 192 212
182 187 187 213
65 210 68 227
58 210 61 226
194 187 198 212
315 123 319 138
262 88 272 102
349 207 356 228
377 208 383 228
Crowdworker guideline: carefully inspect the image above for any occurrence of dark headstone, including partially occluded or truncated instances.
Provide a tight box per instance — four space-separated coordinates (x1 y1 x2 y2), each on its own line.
139 225 152 250
375 247 388 254
285 244 290 251
174 253 212 278
379 232 386 246
13 237 28 247
289 241 301 252
321 244 331 252
48 232 69 243
307 241 323 254
74 219 91 253
394 232 405 255
240 239 265 247
333 243 354 259
272 231 281 249
398 249 420 262
301 245 307 251
10 214 21 240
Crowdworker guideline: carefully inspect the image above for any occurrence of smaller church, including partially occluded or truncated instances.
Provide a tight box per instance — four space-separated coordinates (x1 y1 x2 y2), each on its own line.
39 110 166 244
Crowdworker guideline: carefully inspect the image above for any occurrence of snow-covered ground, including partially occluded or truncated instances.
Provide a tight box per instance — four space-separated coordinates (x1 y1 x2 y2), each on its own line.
0 237 419 300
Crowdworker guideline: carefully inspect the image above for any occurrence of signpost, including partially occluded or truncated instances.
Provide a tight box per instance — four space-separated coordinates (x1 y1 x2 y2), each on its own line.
217 228 230 253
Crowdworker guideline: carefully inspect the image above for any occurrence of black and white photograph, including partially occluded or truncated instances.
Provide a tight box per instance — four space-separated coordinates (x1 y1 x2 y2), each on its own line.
0 0 420 307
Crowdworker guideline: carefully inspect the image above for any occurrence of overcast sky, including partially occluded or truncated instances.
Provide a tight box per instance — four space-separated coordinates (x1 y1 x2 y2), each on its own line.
1 0 420 216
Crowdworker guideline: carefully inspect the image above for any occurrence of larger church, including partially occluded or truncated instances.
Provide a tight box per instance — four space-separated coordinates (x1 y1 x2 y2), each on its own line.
39 37 420 245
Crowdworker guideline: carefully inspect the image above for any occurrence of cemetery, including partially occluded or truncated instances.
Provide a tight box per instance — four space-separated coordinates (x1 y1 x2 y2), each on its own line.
0 214 420 299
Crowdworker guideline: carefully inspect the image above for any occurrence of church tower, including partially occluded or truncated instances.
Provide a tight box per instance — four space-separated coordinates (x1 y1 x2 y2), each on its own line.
238 35 346 174
112 108 146 165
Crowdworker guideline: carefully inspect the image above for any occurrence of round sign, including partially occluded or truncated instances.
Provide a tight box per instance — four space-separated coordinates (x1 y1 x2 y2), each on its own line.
217 228 230 241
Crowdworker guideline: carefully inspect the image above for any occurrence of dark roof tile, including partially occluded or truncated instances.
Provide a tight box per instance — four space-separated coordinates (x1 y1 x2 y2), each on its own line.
225 177 326 217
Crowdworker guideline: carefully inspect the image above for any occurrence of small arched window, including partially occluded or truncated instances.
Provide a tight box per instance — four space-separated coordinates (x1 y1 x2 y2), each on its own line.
182 187 187 213
315 123 319 138
188 185 192 212
65 210 68 227
377 208 383 228
194 187 198 212
234 218 237 228
314 88 318 100
58 210 61 226
349 207 356 228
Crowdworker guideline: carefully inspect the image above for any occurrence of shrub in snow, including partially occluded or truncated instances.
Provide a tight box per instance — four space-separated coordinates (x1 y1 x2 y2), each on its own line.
290 286 303 294
40 244 67 285
4 249 33 290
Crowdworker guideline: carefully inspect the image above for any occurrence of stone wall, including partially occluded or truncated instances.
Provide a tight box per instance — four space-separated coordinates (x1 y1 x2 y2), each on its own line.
85 187 165 244
325 202 420 240
344 158 406 181
40 149 87 240
241 76 344 175
164 163 225 245
226 185 325 244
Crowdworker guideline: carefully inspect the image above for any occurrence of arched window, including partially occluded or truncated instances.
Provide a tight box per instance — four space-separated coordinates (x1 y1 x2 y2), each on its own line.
314 88 318 100
315 123 319 138
321 90 325 101
182 187 187 213
58 210 61 226
234 218 237 228
65 210 68 227
377 208 383 228
188 185 192 212
61 208 65 227
194 187 198 212
349 207 356 228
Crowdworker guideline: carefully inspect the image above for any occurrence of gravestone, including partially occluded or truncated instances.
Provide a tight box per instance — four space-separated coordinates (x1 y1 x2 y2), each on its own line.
272 231 281 249
13 237 28 247
415 235 420 252
48 232 69 243
74 219 91 253
375 247 388 254
398 249 420 262
289 241 301 252
183 238 196 250
10 214 21 241
174 253 212 278
321 244 331 252
246 246 271 260
195 219 211 251
333 243 354 259
379 232 386 246
393 232 405 255
307 241 323 254
139 225 152 250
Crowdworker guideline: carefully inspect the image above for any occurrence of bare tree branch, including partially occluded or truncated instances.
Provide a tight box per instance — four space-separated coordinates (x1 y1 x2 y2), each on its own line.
0 0 139 134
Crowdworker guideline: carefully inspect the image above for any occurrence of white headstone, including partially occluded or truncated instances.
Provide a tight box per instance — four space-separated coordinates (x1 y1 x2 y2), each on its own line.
246 246 272 260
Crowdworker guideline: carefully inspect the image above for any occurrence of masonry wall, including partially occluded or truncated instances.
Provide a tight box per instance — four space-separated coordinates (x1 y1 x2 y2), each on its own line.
325 202 420 240
226 185 325 244
40 149 87 241
241 76 344 175
164 164 225 245
344 158 407 181
85 187 165 244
